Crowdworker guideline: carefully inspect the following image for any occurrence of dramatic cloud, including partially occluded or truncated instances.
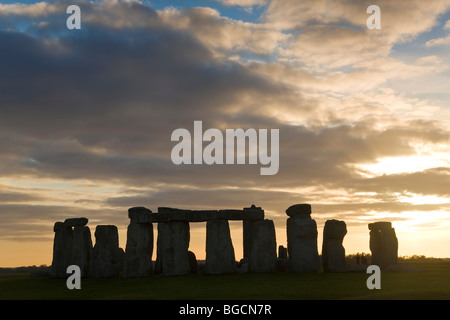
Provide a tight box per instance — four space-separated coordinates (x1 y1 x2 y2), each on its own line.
0 0 449 265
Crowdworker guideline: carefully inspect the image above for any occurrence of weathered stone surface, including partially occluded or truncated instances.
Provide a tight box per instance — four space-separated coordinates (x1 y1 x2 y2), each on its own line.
71 226 92 277
64 217 88 227
91 225 124 278
286 204 311 218
322 219 347 272
205 219 236 274
155 221 190 276
51 222 73 278
188 250 198 274
124 222 153 277
369 221 398 269
248 219 277 273
287 217 320 272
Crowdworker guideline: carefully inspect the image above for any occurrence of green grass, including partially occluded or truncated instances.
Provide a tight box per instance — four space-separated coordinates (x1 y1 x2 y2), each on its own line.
1 262 450 300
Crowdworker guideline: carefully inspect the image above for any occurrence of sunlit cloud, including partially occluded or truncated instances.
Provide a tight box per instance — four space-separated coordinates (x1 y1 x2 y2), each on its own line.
357 155 450 177
0 0 450 266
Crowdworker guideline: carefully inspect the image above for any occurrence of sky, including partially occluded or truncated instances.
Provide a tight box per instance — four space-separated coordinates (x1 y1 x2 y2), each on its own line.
0 0 450 267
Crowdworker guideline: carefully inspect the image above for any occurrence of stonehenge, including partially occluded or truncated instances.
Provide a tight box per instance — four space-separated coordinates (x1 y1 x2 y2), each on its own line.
91 225 124 278
155 221 191 276
51 218 91 278
248 219 277 273
322 219 347 272
286 204 321 272
124 210 154 277
51 203 399 278
205 219 236 274
369 221 398 269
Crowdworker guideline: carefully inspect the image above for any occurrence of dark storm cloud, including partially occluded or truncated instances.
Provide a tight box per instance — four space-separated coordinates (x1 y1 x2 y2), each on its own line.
0 1 294 188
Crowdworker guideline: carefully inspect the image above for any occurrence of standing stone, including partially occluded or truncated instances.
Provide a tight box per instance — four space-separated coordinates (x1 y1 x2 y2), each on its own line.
188 251 198 274
155 221 190 276
205 219 236 274
64 217 89 227
242 204 264 259
51 222 73 278
286 204 311 217
71 225 93 277
322 219 347 272
124 222 153 277
286 204 320 272
91 225 124 278
276 245 288 272
369 221 398 269
248 219 277 273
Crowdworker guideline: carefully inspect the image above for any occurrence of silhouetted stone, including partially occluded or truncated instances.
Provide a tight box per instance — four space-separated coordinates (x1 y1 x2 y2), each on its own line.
322 219 347 272
237 258 248 273
155 221 190 276
278 245 288 259
188 250 198 274
64 217 88 227
248 219 277 273
287 211 320 272
51 222 73 278
368 221 392 231
124 222 153 277
369 221 398 269
91 225 124 278
129 206 264 223
276 245 288 272
71 225 92 277
285 204 311 218
242 205 265 259
276 258 288 272
205 219 236 274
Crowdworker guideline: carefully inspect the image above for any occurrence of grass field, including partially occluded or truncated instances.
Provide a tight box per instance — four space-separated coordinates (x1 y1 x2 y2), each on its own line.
1 262 450 300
